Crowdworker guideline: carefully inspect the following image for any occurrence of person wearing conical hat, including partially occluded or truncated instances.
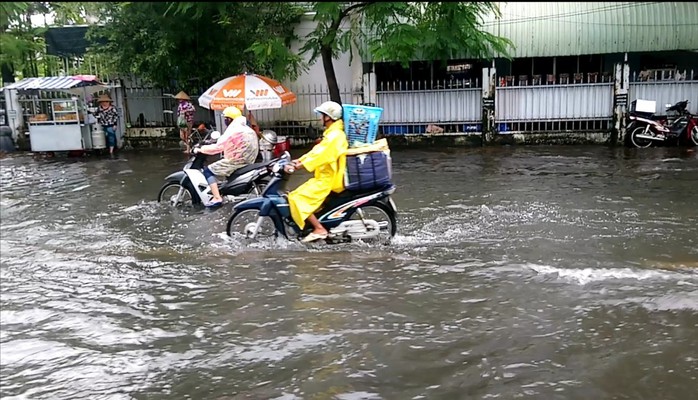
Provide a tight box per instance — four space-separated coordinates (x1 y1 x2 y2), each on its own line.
93 93 119 156
175 91 196 153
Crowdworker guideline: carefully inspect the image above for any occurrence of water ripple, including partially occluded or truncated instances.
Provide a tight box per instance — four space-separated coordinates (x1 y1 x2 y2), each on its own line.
1 147 697 399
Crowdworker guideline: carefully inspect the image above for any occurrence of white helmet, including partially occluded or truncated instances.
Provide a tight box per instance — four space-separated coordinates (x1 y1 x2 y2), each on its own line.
313 101 343 120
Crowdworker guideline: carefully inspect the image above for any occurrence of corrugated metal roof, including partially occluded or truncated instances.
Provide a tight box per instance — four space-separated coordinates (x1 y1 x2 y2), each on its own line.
362 2 698 61
485 2 698 58
3 76 103 90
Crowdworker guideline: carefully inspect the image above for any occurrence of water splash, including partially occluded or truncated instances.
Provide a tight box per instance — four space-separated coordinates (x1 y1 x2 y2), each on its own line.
523 263 693 285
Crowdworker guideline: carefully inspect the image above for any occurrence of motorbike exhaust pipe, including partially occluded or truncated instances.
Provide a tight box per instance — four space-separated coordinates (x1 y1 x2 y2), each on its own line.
634 133 666 141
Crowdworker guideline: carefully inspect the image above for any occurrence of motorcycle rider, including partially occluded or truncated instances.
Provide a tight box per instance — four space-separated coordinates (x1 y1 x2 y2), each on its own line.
194 106 259 207
285 101 348 242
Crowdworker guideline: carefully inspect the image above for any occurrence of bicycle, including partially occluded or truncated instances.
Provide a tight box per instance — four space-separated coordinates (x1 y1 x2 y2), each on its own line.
163 110 211 151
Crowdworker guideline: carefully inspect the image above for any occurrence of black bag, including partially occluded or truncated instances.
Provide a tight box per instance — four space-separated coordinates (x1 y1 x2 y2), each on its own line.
344 151 392 191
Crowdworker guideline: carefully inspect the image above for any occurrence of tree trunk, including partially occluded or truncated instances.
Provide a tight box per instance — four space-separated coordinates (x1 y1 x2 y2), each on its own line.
321 45 342 105
1 64 15 84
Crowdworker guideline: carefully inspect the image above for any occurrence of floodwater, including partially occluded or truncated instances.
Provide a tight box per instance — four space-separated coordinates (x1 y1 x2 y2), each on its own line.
1 145 697 400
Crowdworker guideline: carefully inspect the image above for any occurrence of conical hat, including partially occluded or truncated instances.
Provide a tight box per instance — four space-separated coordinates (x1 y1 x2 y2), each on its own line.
174 91 190 100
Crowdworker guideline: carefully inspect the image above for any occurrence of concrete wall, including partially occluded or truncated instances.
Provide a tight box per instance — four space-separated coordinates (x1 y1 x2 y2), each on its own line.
287 13 355 92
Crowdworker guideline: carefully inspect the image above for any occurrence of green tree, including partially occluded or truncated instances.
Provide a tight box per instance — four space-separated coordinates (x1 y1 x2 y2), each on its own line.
0 2 47 82
0 2 106 83
89 2 305 93
295 2 514 104
172 2 512 104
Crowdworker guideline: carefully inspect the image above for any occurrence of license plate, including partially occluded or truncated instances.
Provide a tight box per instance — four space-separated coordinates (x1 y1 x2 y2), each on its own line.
388 197 398 213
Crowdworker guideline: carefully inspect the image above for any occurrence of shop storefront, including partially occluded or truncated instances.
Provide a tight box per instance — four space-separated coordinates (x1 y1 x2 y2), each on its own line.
2 75 113 152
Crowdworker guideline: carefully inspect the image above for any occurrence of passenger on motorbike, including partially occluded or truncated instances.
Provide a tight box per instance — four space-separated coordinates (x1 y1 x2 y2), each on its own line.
193 106 259 207
285 101 348 242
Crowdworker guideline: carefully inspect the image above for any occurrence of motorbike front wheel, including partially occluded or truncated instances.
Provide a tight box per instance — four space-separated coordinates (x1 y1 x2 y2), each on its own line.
227 209 278 239
349 203 397 244
690 125 698 146
630 125 654 148
248 178 270 197
158 182 196 208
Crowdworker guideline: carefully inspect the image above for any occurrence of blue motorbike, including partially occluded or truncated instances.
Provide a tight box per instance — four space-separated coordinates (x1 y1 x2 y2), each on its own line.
226 152 398 244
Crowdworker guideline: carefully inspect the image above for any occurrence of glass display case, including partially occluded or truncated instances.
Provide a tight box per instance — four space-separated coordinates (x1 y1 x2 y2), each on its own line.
27 99 92 152
51 100 80 122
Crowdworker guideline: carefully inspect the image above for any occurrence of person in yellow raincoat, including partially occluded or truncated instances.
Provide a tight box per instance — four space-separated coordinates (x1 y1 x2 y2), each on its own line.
286 101 348 243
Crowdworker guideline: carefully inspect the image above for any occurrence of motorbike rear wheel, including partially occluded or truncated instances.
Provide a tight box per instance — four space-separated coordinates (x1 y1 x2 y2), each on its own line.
227 209 278 239
158 182 197 208
348 203 397 244
690 125 698 146
630 125 654 148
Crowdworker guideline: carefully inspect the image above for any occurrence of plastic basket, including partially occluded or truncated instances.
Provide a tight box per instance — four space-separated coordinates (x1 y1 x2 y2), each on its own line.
343 104 383 148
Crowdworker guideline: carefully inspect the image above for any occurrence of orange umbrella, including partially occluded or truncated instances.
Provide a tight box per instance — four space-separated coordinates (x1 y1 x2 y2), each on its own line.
198 73 297 111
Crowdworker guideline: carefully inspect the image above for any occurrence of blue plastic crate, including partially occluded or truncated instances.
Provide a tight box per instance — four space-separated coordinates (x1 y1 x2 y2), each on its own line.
343 104 383 147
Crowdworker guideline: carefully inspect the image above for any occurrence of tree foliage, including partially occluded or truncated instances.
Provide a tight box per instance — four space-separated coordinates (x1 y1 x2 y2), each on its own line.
363 2 513 65
88 2 305 93
1 2 46 80
1 2 107 83
302 2 514 103
2 1 512 103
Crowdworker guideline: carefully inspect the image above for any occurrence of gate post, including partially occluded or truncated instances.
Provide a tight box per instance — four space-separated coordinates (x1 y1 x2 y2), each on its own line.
110 80 127 149
612 54 630 146
481 66 496 146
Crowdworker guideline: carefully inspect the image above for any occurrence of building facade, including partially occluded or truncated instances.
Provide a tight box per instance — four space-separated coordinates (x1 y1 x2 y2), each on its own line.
254 2 698 143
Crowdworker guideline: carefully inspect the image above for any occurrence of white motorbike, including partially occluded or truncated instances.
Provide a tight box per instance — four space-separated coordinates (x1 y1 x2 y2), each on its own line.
157 131 277 208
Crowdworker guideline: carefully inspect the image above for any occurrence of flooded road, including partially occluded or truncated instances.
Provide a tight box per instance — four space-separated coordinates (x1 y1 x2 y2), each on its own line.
1 145 697 400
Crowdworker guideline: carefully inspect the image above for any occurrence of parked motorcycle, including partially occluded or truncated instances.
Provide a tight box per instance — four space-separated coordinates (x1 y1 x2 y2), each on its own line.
226 152 398 244
626 99 698 148
157 130 276 208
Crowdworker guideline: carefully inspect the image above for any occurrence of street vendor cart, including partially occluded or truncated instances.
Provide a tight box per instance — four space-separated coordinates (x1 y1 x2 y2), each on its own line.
3 75 112 152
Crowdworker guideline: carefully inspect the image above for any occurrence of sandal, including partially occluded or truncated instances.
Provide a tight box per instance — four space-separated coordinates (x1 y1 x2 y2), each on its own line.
205 200 223 208
301 231 328 243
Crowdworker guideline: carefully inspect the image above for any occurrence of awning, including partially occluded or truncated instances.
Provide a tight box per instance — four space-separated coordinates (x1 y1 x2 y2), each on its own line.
3 75 110 96
4 76 103 90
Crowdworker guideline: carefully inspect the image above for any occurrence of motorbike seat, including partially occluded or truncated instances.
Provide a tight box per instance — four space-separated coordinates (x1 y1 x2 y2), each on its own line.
667 100 689 114
226 160 273 182
321 183 395 211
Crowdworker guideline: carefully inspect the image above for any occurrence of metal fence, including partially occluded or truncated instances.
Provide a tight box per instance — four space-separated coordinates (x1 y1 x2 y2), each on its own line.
251 84 356 136
122 81 356 136
372 80 615 133
377 87 481 125
372 72 698 134
629 81 698 114
494 83 615 132
116 70 698 136
496 83 614 120
122 88 213 128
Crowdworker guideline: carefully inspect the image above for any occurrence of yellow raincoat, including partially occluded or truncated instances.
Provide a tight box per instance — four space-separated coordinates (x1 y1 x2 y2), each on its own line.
288 119 348 229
